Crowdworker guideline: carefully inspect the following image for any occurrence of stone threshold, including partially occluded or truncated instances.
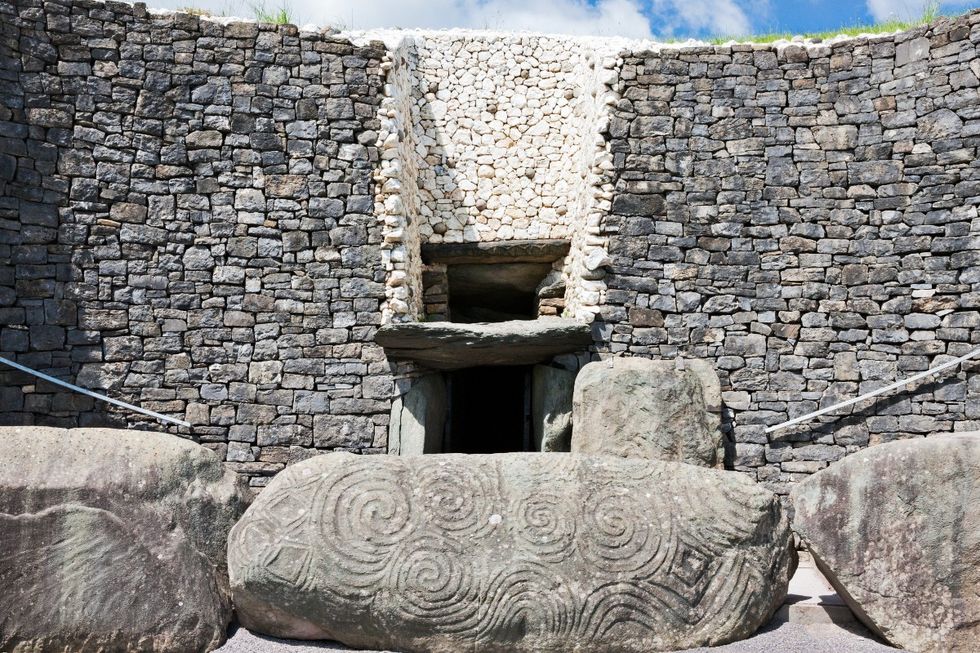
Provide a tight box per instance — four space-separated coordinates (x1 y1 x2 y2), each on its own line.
375 318 593 370
777 551 857 628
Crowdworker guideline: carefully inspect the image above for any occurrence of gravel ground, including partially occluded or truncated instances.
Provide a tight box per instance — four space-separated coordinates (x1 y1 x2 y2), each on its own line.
218 616 903 653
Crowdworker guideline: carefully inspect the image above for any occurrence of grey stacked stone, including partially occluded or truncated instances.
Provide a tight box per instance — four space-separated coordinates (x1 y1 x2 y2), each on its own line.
601 13 980 496
0 0 390 486
2 0 980 493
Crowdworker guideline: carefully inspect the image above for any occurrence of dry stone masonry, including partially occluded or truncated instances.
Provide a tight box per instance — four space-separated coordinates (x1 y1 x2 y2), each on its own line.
229 451 795 653
2 0 979 492
1 0 392 484
600 19 980 495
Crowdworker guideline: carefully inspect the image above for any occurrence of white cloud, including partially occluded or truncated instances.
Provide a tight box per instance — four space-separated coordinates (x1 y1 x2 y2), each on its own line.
867 0 974 22
149 0 761 40
650 0 753 37
466 0 654 38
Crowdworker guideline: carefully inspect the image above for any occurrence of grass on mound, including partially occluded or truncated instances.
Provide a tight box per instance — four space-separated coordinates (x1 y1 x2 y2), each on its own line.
249 1 292 25
700 1 949 44
176 1 295 25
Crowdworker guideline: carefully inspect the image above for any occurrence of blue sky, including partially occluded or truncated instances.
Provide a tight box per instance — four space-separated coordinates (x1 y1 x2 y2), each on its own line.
151 0 980 39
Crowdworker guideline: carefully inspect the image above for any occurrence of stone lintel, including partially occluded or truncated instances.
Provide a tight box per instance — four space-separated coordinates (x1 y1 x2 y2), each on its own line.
420 239 571 265
375 318 593 370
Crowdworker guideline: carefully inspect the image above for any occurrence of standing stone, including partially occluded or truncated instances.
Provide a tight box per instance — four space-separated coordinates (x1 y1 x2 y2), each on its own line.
0 427 249 653
532 364 575 452
389 373 447 455
571 358 724 467
229 452 795 653
791 434 980 653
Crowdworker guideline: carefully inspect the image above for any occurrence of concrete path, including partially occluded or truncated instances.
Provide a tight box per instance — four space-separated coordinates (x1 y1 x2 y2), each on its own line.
778 551 859 626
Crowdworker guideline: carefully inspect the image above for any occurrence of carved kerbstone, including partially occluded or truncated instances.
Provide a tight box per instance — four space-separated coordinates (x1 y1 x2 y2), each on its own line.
0 426 249 653
792 434 980 653
229 452 794 652
571 358 725 467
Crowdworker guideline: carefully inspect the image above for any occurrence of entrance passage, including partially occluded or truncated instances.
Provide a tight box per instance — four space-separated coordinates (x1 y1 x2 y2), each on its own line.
447 263 552 323
443 366 532 453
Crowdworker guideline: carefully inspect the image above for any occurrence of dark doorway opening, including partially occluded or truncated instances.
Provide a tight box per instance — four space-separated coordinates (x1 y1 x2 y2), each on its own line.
443 365 532 453
447 263 552 323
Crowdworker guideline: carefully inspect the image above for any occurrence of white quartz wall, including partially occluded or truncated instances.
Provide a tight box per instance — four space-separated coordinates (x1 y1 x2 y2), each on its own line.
560 50 621 322
376 40 425 323
409 35 598 243
374 32 620 323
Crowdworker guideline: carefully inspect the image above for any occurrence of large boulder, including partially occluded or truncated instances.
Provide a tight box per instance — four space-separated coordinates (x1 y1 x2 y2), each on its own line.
571 357 724 467
229 452 794 652
0 426 249 653
791 434 980 653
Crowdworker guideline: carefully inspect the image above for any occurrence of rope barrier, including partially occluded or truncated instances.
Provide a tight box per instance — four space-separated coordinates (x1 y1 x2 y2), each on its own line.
766 346 980 433
3 342 977 435
0 355 190 427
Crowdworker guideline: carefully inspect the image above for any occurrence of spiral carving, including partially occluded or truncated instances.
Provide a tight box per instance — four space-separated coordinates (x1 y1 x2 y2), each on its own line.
413 458 499 541
230 452 794 653
314 459 414 595
511 492 576 562
580 487 662 574
388 534 481 630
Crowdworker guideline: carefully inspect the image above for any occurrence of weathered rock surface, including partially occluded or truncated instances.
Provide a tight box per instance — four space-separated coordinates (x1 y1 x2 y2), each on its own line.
0 426 249 653
791 434 980 653
571 357 724 467
389 373 446 455
532 364 575 451
229 452 795 653
375 318 593 370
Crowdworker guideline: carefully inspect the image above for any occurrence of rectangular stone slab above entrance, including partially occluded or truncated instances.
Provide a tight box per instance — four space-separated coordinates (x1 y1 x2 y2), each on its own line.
375 318 593 370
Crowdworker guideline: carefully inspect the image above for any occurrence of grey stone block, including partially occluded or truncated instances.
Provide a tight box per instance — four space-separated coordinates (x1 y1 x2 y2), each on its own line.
0 427 248 653
229 452 795 652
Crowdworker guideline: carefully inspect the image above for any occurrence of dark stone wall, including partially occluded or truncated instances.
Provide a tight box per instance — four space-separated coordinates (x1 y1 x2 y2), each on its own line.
0 0 390 485
600 12 980 495
3 0 980 491
0 0 77 420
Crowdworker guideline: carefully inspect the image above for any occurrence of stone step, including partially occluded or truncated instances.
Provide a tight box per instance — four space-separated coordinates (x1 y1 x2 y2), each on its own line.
778 551 857 627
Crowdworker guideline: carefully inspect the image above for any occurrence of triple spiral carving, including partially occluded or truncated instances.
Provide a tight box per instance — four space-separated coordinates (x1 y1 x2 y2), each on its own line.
233 453 789 652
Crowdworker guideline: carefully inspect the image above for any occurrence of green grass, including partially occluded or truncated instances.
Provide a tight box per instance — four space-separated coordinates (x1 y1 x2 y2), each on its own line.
695 0 948 44
250 0 293 25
